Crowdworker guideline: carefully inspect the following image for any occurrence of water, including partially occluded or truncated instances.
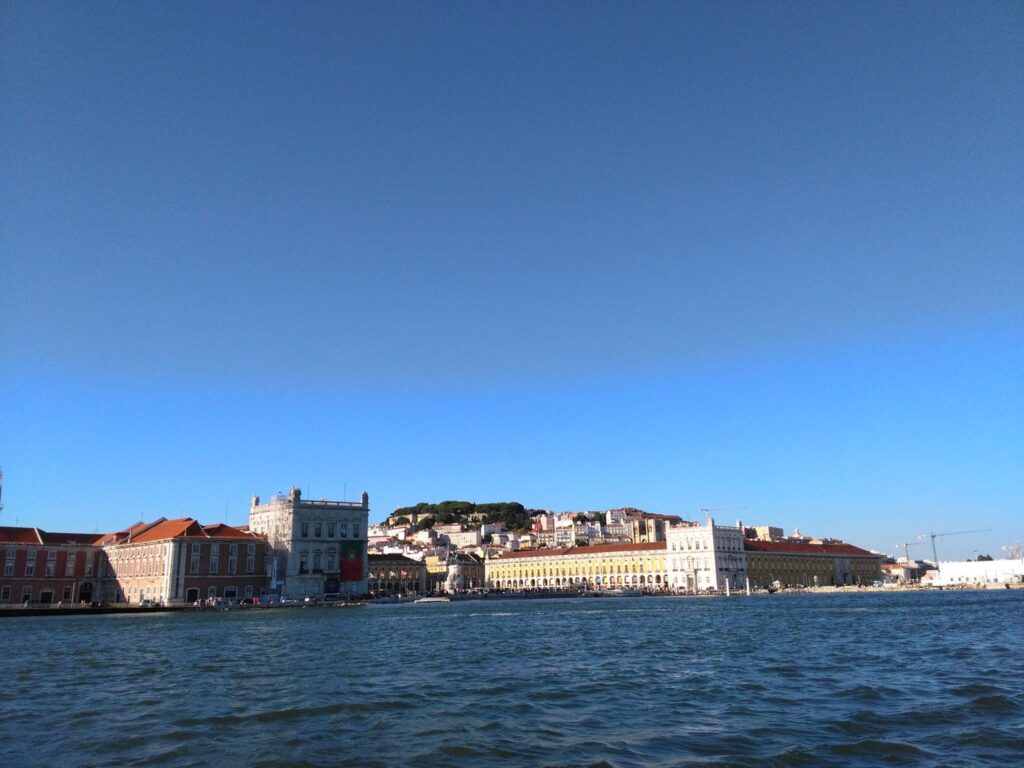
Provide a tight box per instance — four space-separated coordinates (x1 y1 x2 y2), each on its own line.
2 590 1022 767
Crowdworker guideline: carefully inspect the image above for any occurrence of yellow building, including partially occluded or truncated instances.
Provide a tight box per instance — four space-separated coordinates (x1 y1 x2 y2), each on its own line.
744 539 881 587
486 542 667 590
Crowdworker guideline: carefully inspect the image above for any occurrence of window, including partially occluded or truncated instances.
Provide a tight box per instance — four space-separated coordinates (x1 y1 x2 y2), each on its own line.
209 546 220 574
246 556 255 575
314 521 322 538
299 550 309 574
247 543 255 555
301 521 309 538
189 544 200 574
244 584 253 599
313 551 322 573
327 521 336 538
339 523 348 538
25 557 35 577
326 549 337 572
22 586 32 603
228 555 237 575
65 552 77 576
352 524 360 538
229 543 238 556
45 551 57 577
63 585 73 601
3 556 13 576
207 586 217 599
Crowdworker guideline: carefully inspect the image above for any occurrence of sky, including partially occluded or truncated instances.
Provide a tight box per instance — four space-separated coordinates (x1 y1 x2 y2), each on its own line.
1 2 1021 561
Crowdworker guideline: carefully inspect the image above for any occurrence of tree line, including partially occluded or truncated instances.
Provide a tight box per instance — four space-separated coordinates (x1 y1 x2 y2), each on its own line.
387 501 545 533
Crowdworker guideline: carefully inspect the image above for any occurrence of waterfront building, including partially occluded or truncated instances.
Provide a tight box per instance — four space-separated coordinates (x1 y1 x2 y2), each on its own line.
446 552 484 591
665 518 747 591
881 559 930 584
923 558 1024 587
744 538 881 587
0 526 107 605
486 542 668 590
99 518 269 604
2 519 269 606
424 552 449 592
248 486 369 599
367 553 426 595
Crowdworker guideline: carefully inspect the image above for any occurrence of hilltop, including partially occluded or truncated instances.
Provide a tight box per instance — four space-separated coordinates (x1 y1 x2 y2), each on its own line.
385 501 545 534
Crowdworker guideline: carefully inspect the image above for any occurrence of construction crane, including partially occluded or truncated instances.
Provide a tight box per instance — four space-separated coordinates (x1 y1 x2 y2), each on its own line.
895 538 924 563
926 529 992 571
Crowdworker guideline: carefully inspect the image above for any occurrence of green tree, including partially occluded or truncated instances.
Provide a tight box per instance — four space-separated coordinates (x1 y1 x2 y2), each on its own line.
977 553 994 561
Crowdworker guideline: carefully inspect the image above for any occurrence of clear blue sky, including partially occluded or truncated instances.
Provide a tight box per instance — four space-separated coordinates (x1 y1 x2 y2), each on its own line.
2 3 1021 560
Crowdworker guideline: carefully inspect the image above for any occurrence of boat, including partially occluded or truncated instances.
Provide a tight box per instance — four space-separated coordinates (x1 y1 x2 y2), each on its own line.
601 589 642 597
414 596 451 604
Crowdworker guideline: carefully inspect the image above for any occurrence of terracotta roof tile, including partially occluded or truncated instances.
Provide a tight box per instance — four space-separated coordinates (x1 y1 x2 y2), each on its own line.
743 539 878 557
0 526 44 545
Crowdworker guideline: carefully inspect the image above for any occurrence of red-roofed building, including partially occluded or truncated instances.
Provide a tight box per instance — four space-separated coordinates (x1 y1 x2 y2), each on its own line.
101 518 269 604
1 526 107 605
743 536 882 587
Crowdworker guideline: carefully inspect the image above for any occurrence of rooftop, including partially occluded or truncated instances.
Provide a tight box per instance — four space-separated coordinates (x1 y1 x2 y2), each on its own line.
491 541 667 560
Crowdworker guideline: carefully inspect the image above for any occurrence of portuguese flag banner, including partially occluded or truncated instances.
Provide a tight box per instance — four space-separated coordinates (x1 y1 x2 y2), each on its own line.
340 540 364 581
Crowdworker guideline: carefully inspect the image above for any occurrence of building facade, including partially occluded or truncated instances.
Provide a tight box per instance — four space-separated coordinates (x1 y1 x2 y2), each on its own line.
744 539 881 587
0 527 106 605
486 542 668 590
248 486 369 599
367 553 426 595
924 558 1024 587
665 518 747 591
98 518 269 604
2 519 269 606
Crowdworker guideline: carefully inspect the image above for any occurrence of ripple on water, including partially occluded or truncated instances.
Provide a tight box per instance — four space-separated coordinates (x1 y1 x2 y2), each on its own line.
3 591 1024 767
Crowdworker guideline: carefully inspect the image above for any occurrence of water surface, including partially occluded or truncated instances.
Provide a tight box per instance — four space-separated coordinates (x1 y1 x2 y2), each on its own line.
2 590 1023 766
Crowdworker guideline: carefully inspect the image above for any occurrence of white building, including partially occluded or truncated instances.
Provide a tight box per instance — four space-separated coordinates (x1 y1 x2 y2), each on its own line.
248 486 369 599
447 529 482 549
925 558 1024 587
665 518 747 591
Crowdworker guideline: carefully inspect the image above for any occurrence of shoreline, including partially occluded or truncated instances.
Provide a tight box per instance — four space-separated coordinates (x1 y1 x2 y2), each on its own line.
4 582 1020 617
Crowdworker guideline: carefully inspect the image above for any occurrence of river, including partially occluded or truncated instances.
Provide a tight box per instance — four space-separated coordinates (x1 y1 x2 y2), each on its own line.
2 589 1022 767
